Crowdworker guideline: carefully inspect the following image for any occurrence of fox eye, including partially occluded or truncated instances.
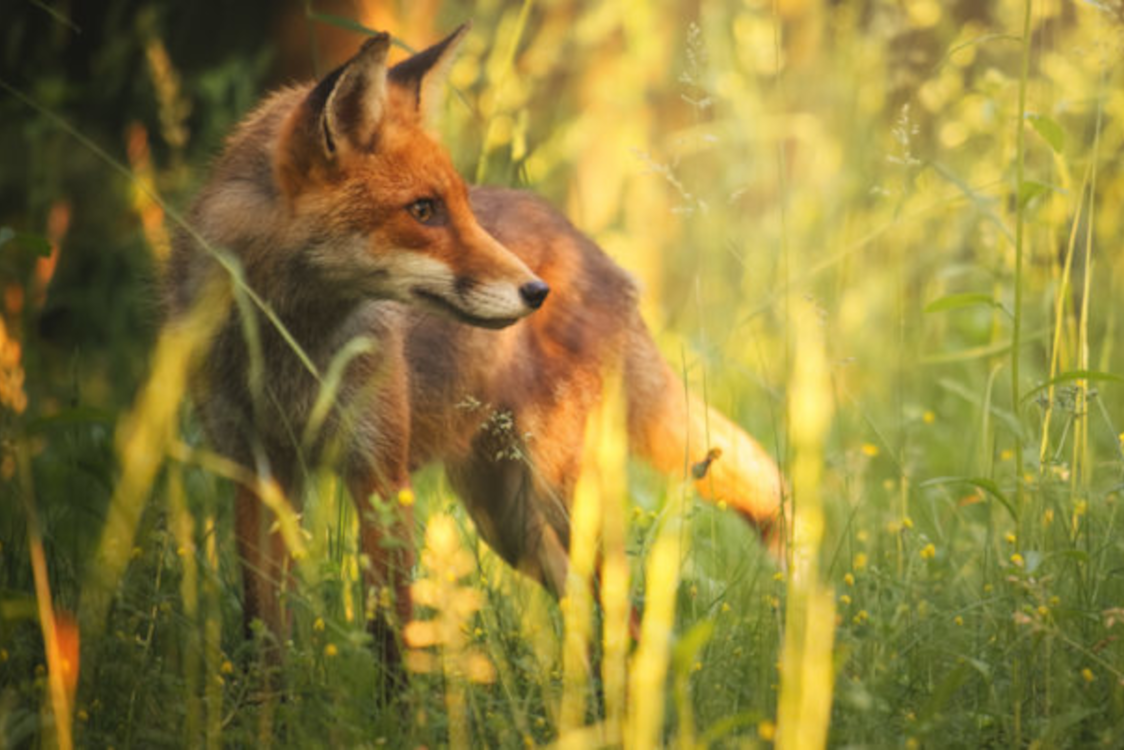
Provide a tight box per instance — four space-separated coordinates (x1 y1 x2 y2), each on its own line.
407 198 441 226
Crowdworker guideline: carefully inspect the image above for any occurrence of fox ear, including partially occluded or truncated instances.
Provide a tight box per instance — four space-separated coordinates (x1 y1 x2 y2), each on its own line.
277 33 391 196
388 22 471 122
312 32 392 156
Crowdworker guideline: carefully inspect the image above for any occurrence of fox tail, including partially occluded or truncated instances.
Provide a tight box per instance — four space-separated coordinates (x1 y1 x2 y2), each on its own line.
624 317 787 558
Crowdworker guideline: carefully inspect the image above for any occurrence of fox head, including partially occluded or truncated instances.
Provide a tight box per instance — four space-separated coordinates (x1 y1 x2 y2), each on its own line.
274 25 548 329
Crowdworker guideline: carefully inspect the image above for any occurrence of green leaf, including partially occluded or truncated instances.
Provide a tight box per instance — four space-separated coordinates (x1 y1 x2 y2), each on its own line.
0 591 39 621
924 292 997 314
1022 369 1124 403
921 476 1016 520
0 227 52 258
24 406 115 435
918 663 971 724
306 12 414 53
672 619 715 673
21 233 52 257
1056 549 1089 565
1026 113 1065 153
1018 179 1061 208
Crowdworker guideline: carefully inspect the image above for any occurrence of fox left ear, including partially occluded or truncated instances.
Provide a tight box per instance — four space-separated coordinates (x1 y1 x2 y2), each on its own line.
277 32 391 195
320 32 391 154
388 22 471 122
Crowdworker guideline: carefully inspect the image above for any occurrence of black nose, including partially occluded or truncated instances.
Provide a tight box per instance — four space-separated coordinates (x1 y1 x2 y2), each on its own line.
519 280 550 309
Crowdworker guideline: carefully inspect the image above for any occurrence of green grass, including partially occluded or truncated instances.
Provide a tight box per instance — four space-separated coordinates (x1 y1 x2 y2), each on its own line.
3 0 1124 747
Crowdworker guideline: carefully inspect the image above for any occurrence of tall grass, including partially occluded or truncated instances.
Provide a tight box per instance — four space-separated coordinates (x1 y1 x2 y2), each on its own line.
3 0 1124 747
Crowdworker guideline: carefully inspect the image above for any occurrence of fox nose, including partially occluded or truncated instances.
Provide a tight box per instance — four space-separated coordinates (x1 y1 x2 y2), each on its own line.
519 280 550 309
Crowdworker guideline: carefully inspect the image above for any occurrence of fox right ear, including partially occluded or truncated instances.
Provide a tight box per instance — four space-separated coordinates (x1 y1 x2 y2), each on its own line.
388 23 471 123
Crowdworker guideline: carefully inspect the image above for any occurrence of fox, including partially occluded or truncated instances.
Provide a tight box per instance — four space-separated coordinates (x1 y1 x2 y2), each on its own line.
165 24 785 667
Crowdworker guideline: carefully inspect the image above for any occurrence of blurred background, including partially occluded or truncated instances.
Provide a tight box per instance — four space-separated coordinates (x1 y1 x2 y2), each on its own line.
2 0 1123 746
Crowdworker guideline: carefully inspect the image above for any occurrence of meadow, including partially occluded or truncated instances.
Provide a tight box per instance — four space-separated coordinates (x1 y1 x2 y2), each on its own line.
2 0 1123 747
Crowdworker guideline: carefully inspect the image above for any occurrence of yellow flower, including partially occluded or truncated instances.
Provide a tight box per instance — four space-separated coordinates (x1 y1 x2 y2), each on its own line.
464 651 496 684
1000 449 1014 461
843 572 855 587
1005 532 1016 544
853 552 868 570
313 617 325 632
1082 668 1095 683
954 616 964 627
853 610 869 625
1010 553 1025 567
758 720 776 741
920 543 936 560
861 443 880 457
397 487 415 507
220 659 233 675
840 594 852 606
922 410 936 424
324 643 338 657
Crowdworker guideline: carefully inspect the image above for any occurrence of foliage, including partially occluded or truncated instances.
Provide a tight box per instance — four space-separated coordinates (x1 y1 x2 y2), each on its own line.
2 0 1124 747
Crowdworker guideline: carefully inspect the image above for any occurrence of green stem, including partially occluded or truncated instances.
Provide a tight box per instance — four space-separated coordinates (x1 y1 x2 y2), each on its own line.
1012 0 1032 506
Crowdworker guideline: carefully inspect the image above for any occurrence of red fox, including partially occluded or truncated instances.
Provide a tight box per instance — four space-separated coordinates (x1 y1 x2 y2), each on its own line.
166 24 784 664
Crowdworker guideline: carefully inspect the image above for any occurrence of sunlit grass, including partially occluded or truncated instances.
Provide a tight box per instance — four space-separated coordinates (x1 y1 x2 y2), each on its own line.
3 0 1124 747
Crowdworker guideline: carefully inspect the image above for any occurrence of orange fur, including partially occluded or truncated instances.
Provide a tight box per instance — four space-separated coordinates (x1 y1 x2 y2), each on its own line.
166 25 785 668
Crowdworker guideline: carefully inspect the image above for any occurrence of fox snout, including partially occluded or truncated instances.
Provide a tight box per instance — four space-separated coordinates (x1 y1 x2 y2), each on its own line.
520 280 550 309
